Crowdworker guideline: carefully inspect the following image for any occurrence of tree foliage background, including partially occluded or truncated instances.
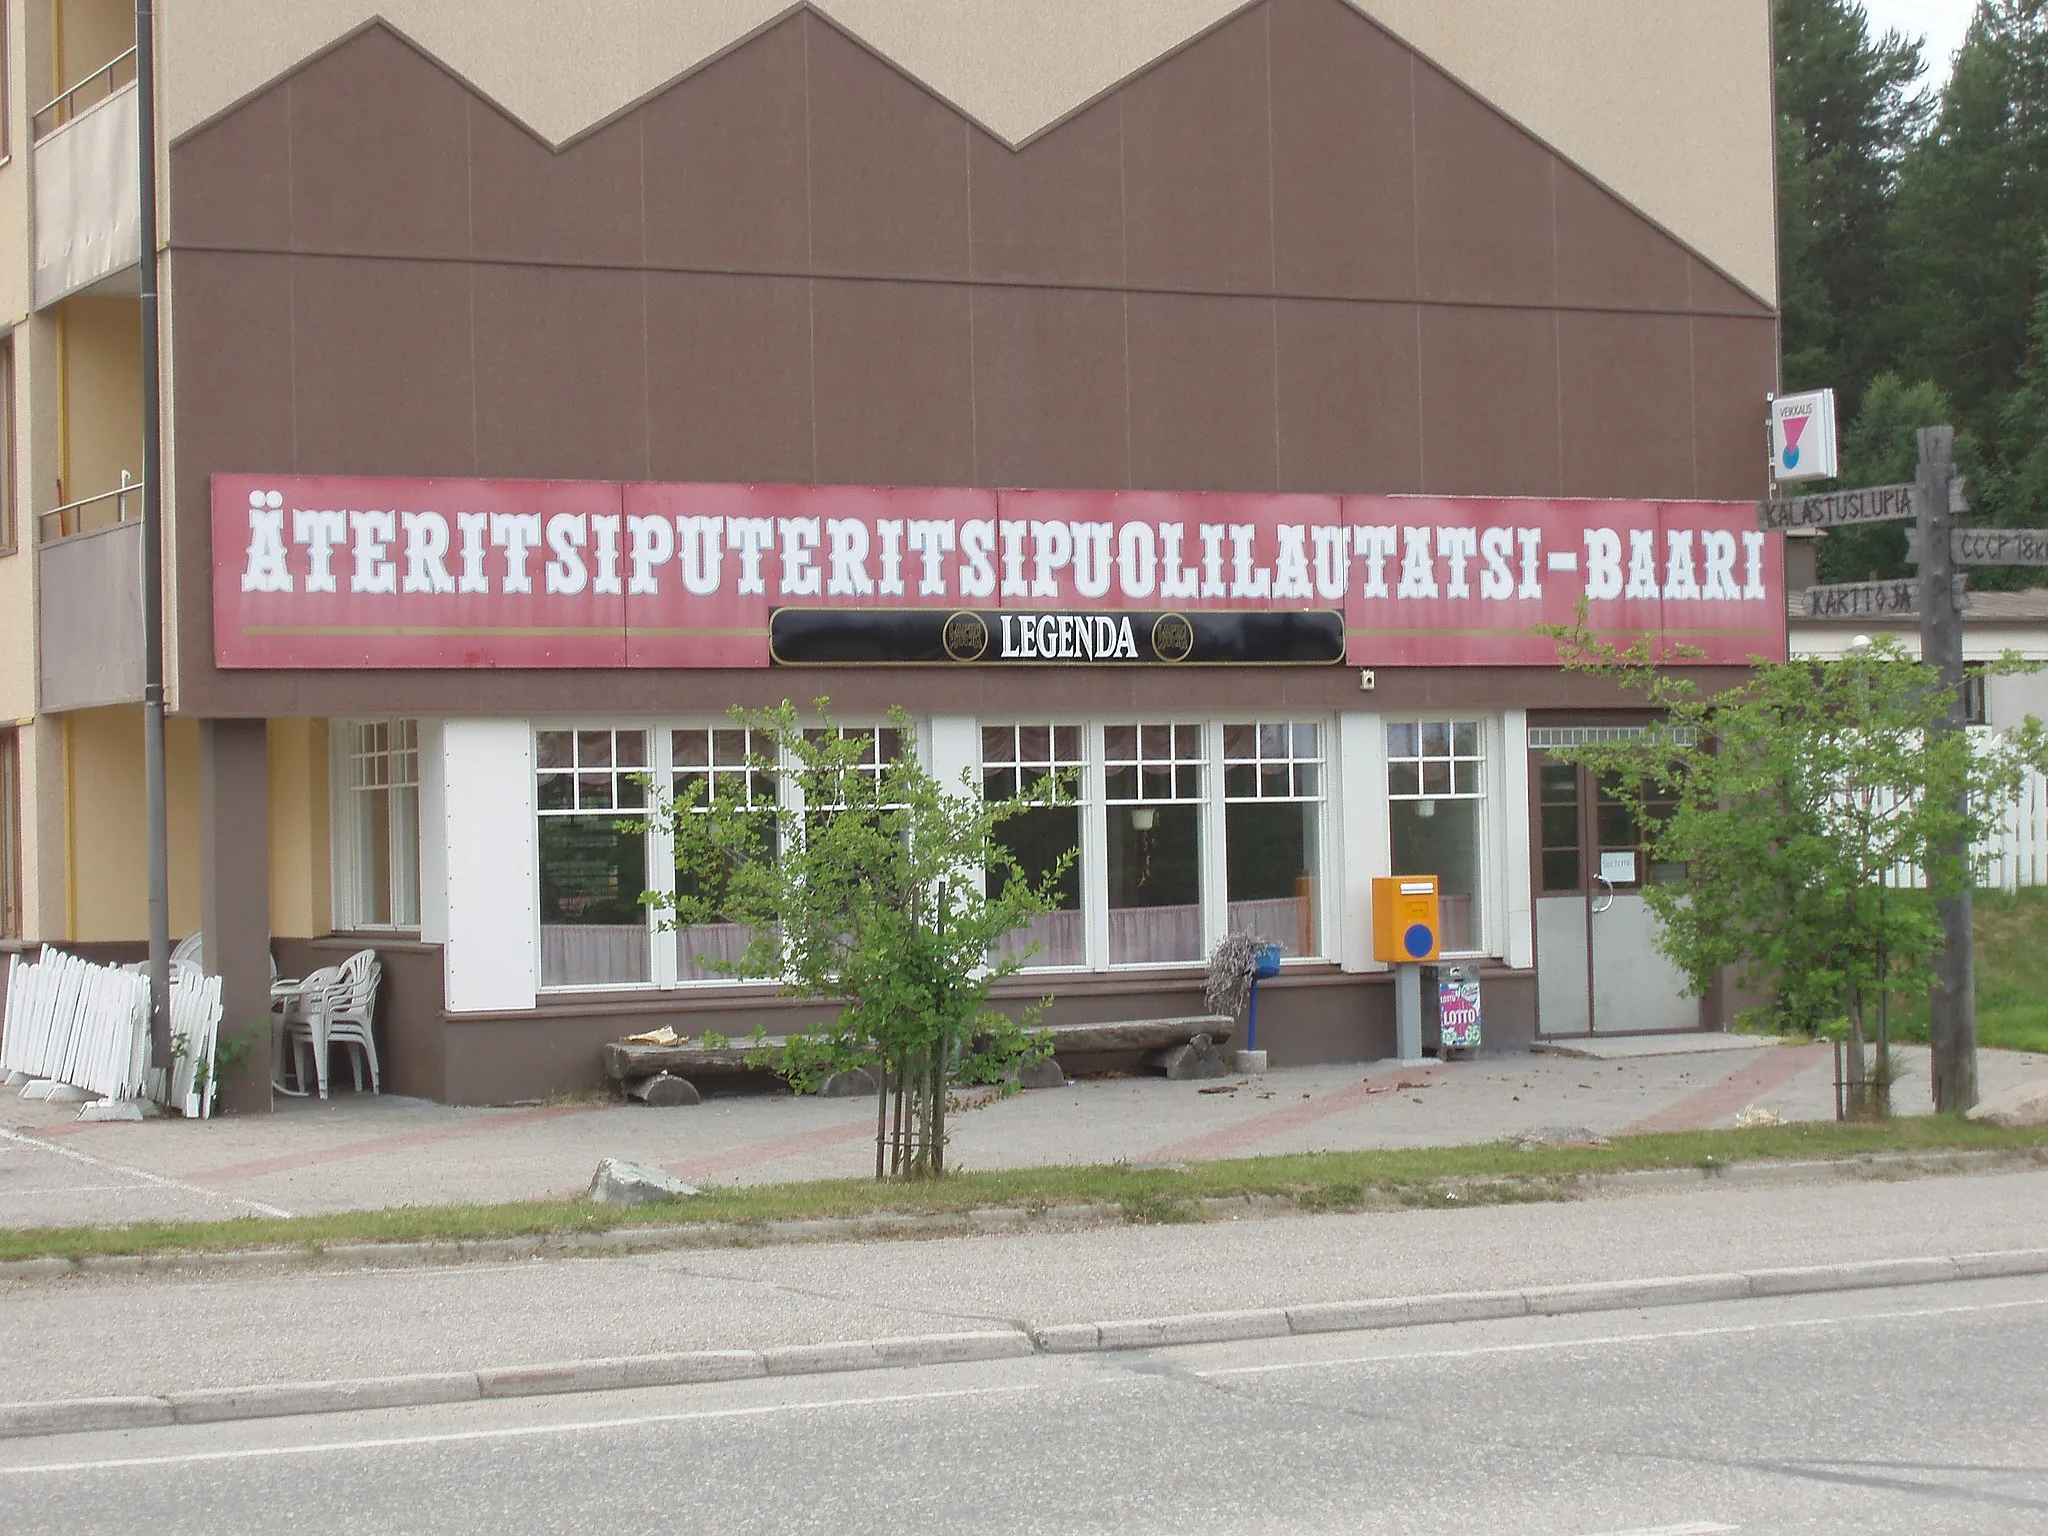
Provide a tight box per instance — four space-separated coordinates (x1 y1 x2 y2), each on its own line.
1779 0 2048 581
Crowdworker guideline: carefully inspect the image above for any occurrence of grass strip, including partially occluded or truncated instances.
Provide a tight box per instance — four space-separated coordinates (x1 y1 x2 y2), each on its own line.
3 1116 2044 1266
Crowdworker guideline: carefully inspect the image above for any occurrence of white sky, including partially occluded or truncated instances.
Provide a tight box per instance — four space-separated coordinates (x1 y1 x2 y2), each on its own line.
1858 0 1978 88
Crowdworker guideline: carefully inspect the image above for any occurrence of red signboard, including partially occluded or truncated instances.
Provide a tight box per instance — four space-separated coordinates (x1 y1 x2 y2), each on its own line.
213 475 1785 669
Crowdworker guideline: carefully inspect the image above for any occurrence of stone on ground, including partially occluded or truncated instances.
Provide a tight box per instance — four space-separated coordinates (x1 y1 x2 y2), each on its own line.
1019 1058 1066 1090
1155 1035 1232 1081
1966 1077 2048 1128
588 1158 702 1205
1513 1125 1611 1150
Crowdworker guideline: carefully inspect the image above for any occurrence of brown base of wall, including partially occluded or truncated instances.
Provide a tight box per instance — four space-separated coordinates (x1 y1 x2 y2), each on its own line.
18 940 1544 1107
435 962 1538 1106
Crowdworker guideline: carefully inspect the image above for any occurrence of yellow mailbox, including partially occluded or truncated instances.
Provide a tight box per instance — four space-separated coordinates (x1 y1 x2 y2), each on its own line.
1372 876 1441 963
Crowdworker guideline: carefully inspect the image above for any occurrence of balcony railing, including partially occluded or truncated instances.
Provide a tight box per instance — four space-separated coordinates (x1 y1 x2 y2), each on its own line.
39 476 141 543
33 47 139 142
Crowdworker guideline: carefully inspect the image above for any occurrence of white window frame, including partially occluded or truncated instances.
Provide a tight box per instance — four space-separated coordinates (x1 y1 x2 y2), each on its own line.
534 715 912 994
1218 718 1332 962
532 721 661 994
330 718 422 933
977 715 1338 976
1381 713 1503 959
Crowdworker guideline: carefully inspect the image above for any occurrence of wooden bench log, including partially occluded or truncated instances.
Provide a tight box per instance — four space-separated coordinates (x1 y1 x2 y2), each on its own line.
605 1039 778 1080
605 1015 1235 1084
1043 1016 1234 1055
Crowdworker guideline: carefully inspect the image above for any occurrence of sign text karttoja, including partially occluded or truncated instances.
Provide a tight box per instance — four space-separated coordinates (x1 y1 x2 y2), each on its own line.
1758 483 1918 532
1805 576 1970 619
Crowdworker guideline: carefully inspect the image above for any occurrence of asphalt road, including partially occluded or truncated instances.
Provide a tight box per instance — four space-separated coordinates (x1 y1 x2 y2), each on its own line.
7 1168 2048 1406
5 1275 2043 1535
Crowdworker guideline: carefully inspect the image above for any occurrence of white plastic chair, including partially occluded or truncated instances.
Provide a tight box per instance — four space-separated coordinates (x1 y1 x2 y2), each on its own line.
271 964 336 1096
285 950 383 1099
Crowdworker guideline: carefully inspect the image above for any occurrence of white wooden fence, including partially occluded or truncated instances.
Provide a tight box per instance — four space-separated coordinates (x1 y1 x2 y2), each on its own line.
0 949 149 1101
1984 767 2048 893
1 948 224 1116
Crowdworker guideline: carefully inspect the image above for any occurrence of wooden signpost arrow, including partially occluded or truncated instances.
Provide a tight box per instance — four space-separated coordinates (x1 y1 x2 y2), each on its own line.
1803 577 1968 618
1758 483 1919 531
1925 526 2048 566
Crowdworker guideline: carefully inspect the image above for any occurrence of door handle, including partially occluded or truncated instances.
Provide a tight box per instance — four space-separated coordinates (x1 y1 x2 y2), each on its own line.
1591 874 1615 914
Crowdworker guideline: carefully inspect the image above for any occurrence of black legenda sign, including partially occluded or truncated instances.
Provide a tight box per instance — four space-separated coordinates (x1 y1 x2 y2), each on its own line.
768 609 1346 666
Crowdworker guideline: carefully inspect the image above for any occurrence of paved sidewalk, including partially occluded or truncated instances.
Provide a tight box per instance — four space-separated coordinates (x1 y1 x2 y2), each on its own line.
1 1039 2044 1228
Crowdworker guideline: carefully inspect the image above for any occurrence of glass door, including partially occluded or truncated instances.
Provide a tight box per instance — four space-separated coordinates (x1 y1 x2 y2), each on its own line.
1531 753 1700 1035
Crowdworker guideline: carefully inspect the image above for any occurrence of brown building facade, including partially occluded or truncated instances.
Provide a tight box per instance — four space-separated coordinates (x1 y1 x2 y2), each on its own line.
4 0 1781 1105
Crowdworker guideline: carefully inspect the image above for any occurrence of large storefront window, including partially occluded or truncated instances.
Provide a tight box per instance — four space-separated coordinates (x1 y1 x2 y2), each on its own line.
333 719 420 930
670 726 775 982
1104 723 1205 965
1387 719 1485 952
1225 723 1322 957
537 729 649 987
984 724 1085 968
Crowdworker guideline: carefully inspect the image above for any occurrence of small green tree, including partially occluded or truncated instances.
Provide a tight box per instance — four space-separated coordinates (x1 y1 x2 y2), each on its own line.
1547 624 2047 1115
651 700 1072 1178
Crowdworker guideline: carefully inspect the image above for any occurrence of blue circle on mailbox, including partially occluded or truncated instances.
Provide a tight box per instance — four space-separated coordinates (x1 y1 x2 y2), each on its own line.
1403 923 1434 958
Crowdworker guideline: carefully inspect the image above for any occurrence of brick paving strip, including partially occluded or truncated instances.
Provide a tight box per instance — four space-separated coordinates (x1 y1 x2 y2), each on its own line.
1139 1065 1447 1165
179 1103 608 1188
1622 1043 1833 1136
666 1119 876 1182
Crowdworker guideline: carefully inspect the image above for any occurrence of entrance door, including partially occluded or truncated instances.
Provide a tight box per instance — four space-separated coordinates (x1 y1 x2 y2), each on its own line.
1531 753 1700 1036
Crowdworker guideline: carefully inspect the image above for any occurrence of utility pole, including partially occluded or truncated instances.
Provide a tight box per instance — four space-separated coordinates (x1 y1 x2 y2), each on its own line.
1917 426 1977 1113
137 0 172 1075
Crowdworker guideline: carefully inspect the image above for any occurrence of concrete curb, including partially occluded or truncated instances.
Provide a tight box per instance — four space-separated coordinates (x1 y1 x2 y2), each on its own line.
4 1147 2041 1287
3 1246 2044 1442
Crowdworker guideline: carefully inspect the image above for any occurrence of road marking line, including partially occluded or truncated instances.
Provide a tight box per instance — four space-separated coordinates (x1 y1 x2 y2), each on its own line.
0 1126 291 1219
1197 1294 2048 1378
0 1382 1046 1476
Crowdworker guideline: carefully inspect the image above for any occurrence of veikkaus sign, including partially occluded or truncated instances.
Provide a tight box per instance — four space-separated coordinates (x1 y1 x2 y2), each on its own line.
212 477 1787 670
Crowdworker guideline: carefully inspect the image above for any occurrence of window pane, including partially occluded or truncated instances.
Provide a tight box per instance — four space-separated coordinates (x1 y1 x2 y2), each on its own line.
355 787 393 927
338 718 423 930
1107 804 1201 964
576 731 612 768
1420 721 1450 757
1452 721 1479 757
1388 761 1421 797
390 786 421 926
539 815 649 987
1541 848 1581 893
992 805 1085 968
537 731 573 770
1386 721 1418 759
1389 799 1481 951
1422 760 1452 796
1227 801 1320 957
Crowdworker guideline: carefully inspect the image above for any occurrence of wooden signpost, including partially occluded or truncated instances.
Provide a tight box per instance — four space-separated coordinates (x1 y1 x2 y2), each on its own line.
1758 483 1918 531
1804 575 1969 618
1756 428 2048 1114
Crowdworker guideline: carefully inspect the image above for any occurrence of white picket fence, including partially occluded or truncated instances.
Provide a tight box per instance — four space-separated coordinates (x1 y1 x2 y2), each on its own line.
0 949 150 1101
1 949 225 1116
1984 767 2048 893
